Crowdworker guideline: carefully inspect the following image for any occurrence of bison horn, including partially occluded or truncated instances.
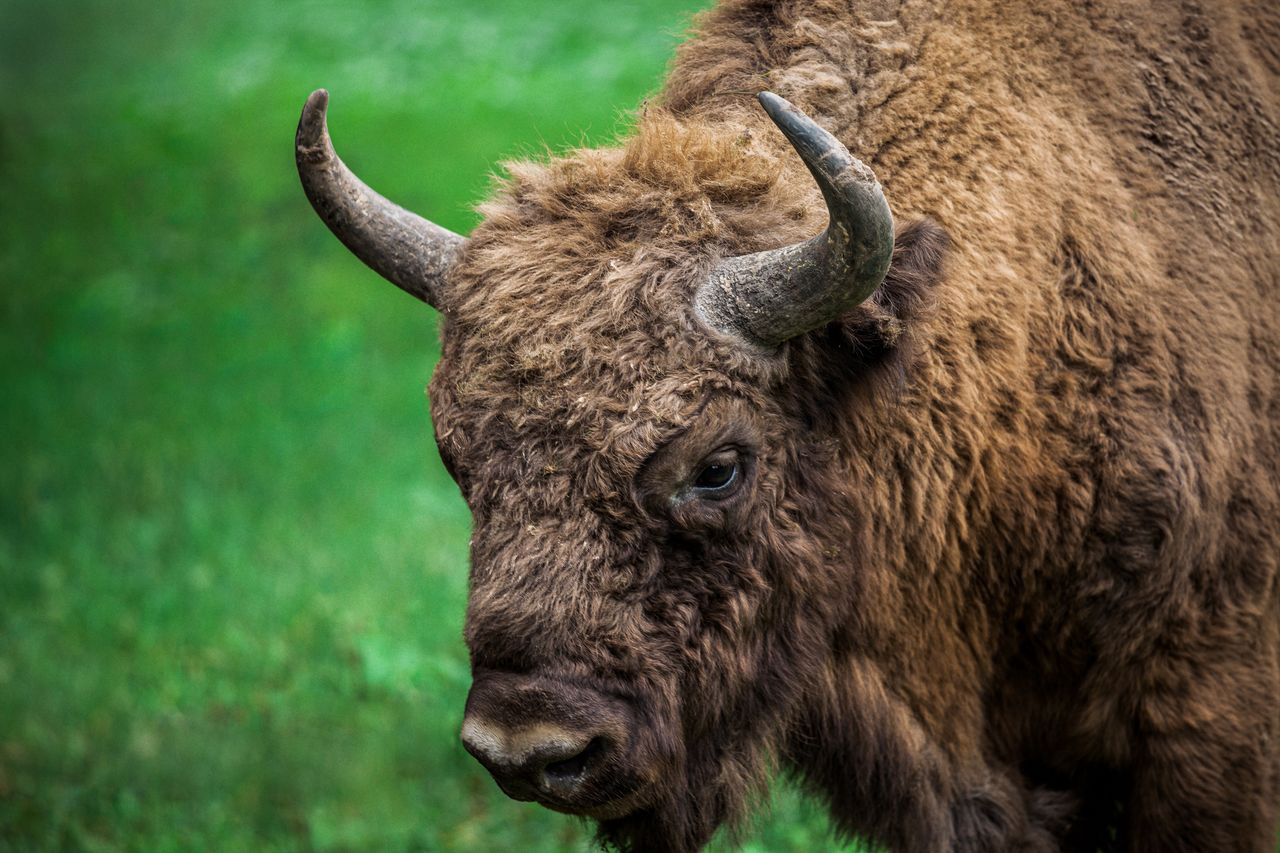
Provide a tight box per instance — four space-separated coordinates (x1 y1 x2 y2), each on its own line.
695 92 895 348
295 89 463 308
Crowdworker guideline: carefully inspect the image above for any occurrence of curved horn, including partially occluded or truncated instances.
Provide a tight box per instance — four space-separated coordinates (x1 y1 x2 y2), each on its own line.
295 89 463 307
695 92 894 348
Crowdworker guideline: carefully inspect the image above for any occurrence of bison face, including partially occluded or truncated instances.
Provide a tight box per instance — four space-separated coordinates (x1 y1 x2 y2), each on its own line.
439 386 781 830
434 340 838 844
297 89 939 850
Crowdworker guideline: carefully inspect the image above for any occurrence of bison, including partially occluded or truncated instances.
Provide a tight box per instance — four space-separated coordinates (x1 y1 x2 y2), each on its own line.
294 0 1280 850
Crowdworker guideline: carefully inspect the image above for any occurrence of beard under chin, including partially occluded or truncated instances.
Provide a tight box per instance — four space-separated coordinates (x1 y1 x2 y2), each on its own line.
593 732 773 853
595 793 720 853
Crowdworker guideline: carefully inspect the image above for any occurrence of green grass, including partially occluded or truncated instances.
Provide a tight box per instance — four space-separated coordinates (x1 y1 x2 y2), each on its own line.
0 0 865 850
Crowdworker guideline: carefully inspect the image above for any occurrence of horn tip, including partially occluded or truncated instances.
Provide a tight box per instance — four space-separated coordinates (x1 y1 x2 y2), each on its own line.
756 91 795 120
297 88 331 152
755 91 819 151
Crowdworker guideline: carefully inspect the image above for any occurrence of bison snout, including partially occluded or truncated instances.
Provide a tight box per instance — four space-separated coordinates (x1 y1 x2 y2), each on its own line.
460 719 605 798
461 671 649 818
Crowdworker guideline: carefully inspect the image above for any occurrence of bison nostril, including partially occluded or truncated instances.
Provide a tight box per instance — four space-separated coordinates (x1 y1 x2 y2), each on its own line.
541 736 606 790
461 716 611 799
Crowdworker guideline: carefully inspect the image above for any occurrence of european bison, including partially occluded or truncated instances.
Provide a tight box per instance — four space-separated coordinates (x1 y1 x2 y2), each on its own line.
295 0 1280 850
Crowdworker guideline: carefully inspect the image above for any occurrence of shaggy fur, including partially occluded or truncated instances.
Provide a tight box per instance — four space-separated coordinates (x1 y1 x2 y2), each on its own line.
423 1 1280 850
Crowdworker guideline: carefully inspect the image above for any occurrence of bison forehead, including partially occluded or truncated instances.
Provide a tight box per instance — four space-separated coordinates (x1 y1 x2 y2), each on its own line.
445 234 725 387
436 364 731 493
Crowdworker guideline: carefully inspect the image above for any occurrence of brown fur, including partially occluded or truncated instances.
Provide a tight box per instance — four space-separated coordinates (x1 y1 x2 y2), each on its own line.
426 1 1280 849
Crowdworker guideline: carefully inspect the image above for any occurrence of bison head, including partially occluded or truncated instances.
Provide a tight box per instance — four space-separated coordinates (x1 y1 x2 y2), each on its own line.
297 89 944 851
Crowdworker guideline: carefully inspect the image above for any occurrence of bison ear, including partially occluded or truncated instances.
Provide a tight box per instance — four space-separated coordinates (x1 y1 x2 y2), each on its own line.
794 218 947 418
832 217 948 357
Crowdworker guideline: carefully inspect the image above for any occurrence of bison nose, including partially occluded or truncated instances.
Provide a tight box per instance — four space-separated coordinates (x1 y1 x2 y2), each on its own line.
460 717 608 799
460 670 643 814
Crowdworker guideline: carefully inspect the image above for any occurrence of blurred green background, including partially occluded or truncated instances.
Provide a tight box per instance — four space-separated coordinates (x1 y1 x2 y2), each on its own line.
0 0 861 850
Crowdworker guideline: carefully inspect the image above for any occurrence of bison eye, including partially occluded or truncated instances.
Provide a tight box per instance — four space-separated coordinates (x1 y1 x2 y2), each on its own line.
695 462 736 489
691 450 741 496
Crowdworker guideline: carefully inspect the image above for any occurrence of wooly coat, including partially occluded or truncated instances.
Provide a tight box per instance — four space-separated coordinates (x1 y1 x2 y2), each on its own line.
296 0 1280 850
